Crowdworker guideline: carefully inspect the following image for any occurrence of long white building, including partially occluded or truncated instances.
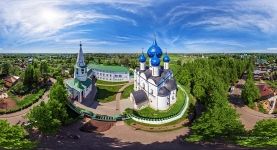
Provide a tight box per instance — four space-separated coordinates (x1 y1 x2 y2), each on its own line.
88 64 129 82
130 39 177 111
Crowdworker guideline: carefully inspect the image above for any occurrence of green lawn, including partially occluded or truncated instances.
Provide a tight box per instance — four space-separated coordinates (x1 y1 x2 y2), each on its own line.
127 89 185 119
96 85 122 103
121 84 134 99
96 80 128 85
16 89 45 107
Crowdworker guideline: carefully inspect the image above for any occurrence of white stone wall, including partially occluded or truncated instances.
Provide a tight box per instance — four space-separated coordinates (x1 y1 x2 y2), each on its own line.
74 67 87 81
170 89 177 104
157 96 170 110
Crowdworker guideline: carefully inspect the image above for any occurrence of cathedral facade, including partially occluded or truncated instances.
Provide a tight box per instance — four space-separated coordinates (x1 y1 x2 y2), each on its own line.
130 39 177 111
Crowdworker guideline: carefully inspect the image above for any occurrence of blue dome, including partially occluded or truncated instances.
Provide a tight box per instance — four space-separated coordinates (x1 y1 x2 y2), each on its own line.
163 53 170 62
147 39 163 58
138 53 146 62
151 54 160 66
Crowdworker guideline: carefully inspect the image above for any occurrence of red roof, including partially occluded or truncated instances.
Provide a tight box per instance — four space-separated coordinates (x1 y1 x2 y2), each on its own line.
257 84 274 98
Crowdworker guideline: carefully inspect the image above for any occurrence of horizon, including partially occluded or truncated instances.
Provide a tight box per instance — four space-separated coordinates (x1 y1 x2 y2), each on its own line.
1 0 277 53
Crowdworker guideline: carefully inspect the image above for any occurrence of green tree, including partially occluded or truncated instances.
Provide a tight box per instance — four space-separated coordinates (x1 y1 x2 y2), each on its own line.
27 102 61 134
1 63 10 76
23 65 34 88
187 102 244 141
237 119 277 148
0 120 35 149
242 78 260 107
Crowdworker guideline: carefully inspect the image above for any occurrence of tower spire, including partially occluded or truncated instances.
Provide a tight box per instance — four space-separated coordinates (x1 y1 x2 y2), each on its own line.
76 41 85 67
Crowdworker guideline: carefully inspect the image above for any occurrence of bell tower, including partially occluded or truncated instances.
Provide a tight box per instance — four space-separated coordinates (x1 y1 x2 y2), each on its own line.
74 42 87 81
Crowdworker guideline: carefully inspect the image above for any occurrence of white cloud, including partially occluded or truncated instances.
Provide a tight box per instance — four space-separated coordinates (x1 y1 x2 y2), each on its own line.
167 0 277 33
0 0 142 47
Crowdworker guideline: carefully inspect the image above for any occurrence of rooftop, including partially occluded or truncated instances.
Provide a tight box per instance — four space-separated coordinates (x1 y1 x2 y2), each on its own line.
66 78 93 92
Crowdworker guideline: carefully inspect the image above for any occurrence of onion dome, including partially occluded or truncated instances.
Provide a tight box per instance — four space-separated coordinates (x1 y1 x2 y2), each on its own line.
138 52 146 63
151 53 160 66
147 39 163 58
163 53 170 62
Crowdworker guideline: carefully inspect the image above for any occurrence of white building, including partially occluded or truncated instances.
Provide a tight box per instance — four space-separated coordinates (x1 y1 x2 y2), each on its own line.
88 64 129 82
130 39 177 111
66 42 95 103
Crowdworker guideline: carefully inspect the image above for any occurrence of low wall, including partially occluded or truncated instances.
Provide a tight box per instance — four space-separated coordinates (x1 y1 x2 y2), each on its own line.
128 84 189 125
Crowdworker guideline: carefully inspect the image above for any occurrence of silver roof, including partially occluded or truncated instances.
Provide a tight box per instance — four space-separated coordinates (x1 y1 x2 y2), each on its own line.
131 90 148 105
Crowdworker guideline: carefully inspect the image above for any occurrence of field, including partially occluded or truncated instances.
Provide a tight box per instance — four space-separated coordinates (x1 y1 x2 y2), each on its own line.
96 85 122 103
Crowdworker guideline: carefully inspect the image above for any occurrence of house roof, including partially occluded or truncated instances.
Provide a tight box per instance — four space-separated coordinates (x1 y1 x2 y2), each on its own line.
4 76 20 83
131 90 148 105
164 79 177 91
88 64 129 73
158 86 170 97
257 84 274 98
66 78 92 92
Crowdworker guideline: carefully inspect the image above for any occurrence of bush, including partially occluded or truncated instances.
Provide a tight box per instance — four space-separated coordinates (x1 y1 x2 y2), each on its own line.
10 82 29 95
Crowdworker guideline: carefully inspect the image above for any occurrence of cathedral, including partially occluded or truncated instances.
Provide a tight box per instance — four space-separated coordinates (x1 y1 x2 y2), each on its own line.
130 39 177 110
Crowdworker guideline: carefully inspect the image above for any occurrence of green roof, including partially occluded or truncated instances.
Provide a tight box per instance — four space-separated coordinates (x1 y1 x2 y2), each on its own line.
65 78 92 92
88 64 129 73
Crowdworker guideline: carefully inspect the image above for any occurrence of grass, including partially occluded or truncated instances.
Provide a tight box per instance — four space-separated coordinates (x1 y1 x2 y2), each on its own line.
16 89 45 107
121 84 134 99
96 85 122 103
96 80 128 85
258 103 267 113
128 89 185 119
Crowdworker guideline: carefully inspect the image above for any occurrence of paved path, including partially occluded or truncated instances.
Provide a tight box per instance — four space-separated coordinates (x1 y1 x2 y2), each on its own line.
103 122 190 144
115 81 134 112
230 78 276 130
0 78 56 125
75 80 134 116
74 98 133 116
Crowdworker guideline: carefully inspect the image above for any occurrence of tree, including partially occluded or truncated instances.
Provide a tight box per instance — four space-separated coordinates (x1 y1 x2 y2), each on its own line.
187 102 244 141
40 61 49 81
0 120 35 149
237 119 277 148
23 65 34 88
47 99 69 124
241 78 260 107
27 102 61 134
27 81 69 134
1 63 10 76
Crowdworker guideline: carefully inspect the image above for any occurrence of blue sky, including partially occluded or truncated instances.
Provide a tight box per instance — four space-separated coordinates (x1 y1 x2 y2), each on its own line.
0 0 277 53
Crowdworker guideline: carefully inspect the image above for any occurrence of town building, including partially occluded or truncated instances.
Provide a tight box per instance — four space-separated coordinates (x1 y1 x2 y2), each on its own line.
130 39 177 111
4 76 20 88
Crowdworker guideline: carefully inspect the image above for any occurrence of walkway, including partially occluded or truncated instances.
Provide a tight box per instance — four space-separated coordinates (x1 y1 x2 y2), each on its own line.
115 81 134 112
75 80 134 116
0 78 56 125
230 78 276 130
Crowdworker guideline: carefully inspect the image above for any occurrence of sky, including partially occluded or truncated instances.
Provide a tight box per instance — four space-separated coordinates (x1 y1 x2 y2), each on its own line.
0 0 277 53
